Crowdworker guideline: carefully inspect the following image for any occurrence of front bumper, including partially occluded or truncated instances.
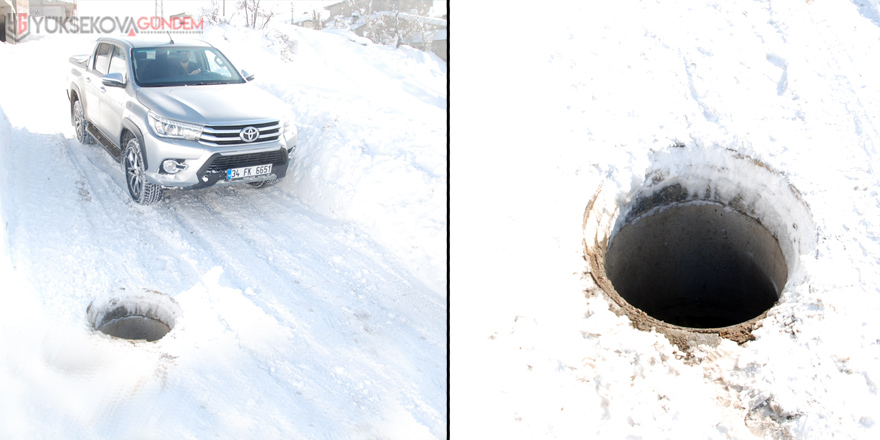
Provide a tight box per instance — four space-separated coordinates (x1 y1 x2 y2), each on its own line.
142 130 296 189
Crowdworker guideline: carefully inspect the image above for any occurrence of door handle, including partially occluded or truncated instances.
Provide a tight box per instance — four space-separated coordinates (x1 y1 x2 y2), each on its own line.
100 86 106 93
85 77 91 83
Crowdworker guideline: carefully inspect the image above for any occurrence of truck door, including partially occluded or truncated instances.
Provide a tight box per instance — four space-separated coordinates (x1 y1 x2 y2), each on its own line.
84 42 112 130
99 44 129 145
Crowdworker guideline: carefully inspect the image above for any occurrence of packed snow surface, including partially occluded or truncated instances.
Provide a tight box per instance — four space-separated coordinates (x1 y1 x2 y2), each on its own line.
453 0 880 438
0 22 446 439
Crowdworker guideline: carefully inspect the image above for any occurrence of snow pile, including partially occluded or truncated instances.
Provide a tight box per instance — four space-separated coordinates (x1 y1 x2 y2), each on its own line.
202 24 448 291
0 105 10 258
0 21 445 440
453 0 880 438
0 105 19 307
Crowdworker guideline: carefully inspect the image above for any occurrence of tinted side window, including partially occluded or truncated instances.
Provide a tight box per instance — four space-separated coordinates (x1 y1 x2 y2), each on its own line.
108 45 127 78
94 43 112 74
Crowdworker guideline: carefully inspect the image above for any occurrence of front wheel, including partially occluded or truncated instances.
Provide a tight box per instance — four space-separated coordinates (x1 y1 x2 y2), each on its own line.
122 136 163 205
72 99 95 145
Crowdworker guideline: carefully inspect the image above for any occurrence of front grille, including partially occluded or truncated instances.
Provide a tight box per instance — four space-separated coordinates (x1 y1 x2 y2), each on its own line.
200 121 281 146
206 149 287 173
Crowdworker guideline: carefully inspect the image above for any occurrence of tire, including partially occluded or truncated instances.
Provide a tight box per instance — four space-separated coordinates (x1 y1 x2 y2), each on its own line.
122 136 163 205
247 178 278 189
72 99 96 145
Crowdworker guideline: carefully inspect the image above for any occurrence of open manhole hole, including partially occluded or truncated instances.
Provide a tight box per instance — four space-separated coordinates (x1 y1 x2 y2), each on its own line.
584 146 815 347
606 200 787 329
88 289 180 342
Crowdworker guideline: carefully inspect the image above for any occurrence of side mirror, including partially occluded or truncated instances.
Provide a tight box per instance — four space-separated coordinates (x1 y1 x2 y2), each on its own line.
102 72 126 87
241 70 255 81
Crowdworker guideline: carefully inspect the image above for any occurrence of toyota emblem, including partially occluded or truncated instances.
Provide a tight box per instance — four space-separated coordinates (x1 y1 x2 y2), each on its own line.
240 126 260 143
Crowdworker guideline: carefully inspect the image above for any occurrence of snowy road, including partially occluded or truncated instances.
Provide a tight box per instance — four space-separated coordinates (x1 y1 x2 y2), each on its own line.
1 25 446 439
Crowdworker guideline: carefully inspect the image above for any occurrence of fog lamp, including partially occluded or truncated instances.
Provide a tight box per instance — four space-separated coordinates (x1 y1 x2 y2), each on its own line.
162 159 188 174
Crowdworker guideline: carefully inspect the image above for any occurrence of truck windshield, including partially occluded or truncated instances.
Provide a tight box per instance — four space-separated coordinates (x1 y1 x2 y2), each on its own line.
132 46 246 87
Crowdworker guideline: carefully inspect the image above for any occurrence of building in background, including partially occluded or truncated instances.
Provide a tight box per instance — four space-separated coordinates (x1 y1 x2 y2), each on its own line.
432 25 446 63
2 0 76 43
323 0 446 61
28 0 75 18
325 0 432 19
1 0 28 43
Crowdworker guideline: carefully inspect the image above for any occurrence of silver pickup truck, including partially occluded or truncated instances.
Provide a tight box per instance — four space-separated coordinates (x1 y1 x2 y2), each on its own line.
66 36 297 204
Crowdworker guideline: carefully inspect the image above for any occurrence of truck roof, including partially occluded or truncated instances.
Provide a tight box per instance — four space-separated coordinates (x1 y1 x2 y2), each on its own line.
95 36 214 49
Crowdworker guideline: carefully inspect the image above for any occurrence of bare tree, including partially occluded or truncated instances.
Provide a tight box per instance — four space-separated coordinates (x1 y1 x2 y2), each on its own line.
312 10 322 30
198 0 228 25
362 11 431 49
237 0 276 29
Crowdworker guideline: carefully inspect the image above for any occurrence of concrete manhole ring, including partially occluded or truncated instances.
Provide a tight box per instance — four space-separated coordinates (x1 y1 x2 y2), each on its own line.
583 146 816 348
87 289 181 342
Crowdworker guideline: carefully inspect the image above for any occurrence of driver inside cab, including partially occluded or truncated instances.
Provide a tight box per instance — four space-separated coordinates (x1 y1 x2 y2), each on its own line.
172 51 201 76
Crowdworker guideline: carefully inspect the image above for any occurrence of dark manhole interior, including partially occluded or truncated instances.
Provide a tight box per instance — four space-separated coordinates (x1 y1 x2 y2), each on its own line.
604 201 788 329
97 310 172 342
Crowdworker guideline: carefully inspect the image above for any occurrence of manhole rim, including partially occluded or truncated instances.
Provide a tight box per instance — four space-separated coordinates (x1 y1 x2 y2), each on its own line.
582 147 816 346
87 289 181 342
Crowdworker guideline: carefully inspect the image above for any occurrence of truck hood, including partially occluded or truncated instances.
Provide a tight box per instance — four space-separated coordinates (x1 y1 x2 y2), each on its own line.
136 83 288 125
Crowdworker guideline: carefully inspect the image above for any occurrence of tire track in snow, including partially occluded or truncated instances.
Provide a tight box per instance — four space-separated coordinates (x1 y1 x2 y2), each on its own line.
4 128 127 303
162 189 446 437
56 131 204 294
159 187 315 296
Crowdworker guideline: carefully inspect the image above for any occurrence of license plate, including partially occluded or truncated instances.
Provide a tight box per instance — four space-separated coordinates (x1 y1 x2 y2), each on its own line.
227 164 272 180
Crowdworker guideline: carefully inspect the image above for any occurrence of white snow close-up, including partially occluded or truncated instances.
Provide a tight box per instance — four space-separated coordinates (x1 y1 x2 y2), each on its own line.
0 16 447 440
452 0 880 439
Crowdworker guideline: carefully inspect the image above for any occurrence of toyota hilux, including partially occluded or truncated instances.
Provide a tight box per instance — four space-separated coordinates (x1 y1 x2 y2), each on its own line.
66 36 297 204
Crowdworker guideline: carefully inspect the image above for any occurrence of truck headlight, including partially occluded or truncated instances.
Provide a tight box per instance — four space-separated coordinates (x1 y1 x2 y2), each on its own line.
148 111 204 141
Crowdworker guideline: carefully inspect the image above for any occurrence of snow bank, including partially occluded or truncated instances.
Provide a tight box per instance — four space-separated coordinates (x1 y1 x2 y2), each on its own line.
0 103 16 293
0 104 10 260
202 23 447 292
